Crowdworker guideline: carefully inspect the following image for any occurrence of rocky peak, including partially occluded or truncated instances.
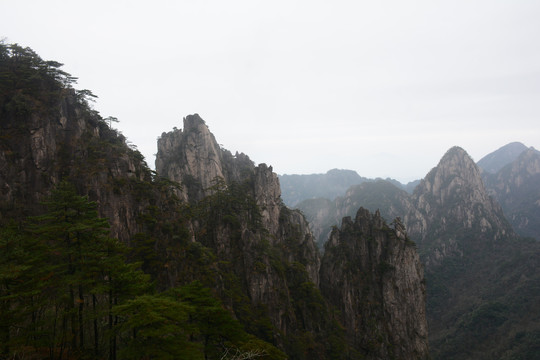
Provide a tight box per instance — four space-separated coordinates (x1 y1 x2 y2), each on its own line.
155 114 225 201
155 114 283 237
415 146 487 207
320 207 429 359
408 146 513 267
509 147 540 177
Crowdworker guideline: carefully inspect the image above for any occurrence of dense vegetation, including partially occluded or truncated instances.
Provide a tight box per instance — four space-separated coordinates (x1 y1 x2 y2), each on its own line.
0 42 352 359
0 182 288 359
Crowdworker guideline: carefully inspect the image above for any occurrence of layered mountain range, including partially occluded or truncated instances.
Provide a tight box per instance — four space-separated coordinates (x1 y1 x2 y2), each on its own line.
154 115 430 358
0 44 429 359
295 145 540 359
3 43 539 360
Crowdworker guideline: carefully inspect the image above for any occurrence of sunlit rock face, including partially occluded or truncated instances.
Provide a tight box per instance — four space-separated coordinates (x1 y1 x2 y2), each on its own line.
320 208 429 360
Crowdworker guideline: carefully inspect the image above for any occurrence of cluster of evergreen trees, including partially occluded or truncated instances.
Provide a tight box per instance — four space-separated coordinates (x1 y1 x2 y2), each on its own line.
0 181 284 359
0 41 317 359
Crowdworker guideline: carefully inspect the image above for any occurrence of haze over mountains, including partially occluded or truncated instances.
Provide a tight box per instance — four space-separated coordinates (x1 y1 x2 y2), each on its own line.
290 143 540 359
284 142 540 242
1 42 539 359
0 43 429 359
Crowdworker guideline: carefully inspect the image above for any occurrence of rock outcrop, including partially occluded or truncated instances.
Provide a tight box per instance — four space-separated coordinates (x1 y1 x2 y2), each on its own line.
404 147 540 360
1 45 430 359
406 146 514 268
293 145 540 359
320 208 429 359
155 115 429 358
0 90 157 243
156 114 282 237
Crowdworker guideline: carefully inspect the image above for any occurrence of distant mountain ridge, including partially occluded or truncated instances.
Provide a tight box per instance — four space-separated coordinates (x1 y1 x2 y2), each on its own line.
477 141 529 174
298 145 540 359
279 169 419 207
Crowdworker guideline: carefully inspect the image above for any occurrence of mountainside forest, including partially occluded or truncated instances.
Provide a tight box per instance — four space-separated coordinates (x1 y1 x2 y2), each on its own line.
0 43 430 359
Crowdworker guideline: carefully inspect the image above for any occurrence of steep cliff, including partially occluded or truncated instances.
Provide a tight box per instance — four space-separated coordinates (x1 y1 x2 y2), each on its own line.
406 147 540 360
156 115 429 359
156 114 282 237
1 44 430 359
297 145 540 359
320 208 429 359
0 44 196 291
0 87 156 241
406 146 514 268
156 116 335 357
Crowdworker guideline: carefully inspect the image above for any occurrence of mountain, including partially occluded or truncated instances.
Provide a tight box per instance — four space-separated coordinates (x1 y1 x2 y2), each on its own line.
279 170 419 208
407 146 514 263
155 115 429 359
482 146 540 240
477 141 528 174
0 44 429 359
279 169 369 207
301 145 540 359
297 179 419 248
406 146 540 360
320 208 428 359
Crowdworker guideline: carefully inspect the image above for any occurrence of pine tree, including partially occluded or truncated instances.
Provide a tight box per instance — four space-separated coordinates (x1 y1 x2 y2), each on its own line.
24 180 150 359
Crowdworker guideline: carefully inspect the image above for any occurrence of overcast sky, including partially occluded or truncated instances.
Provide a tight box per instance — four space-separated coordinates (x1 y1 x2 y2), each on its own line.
2 1 539 182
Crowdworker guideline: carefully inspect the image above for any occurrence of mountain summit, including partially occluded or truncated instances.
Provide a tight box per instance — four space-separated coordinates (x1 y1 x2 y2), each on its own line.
408 146 513 264
477 141 528 174
296 144 540 359
152 114 429 358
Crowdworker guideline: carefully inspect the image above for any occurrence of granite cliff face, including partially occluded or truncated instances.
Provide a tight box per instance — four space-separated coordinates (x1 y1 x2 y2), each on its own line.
292 145 540 359
155 115 429 358
156 115 328 353
0 89 159 243
0 42 430 358
404 147 540 360
320 208 429 359
406 146 514 268
156 114 282 237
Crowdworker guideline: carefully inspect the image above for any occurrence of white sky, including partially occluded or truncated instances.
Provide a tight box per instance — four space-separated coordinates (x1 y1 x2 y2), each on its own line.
1 0 539 182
